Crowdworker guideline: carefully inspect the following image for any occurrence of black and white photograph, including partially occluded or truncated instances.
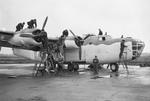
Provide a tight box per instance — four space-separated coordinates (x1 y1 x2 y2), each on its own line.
0 0 149 101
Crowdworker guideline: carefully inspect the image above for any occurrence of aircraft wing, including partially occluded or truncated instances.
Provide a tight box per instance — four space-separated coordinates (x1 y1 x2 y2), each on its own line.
47 36 75 42
0 30 16 48
0 30 15 41
0 31 76 51
0 30 41 51
0 30 59 51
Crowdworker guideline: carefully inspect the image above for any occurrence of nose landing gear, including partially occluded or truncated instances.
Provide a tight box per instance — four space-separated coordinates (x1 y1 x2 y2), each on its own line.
110 63 119 72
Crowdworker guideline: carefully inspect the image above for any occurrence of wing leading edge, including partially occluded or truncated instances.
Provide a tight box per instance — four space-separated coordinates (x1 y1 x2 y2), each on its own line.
0 30 15 41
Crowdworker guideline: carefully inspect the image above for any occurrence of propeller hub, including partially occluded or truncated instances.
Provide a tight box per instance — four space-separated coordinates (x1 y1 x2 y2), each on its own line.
33 31 47 42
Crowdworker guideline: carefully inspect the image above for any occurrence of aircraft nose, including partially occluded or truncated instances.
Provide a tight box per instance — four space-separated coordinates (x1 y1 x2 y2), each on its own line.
138 41 145 52
132 40 145 60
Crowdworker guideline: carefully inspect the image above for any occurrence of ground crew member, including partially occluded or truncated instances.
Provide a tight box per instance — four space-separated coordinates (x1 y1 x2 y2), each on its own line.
46 51 56 72
93 56 99 63
119 40 127 59
27 19 37 29
32 19 37 28
41 31 48 52
15 22 25 32
92 56 99 74
98 28 103 35
57 29 68 57
53 29 68 72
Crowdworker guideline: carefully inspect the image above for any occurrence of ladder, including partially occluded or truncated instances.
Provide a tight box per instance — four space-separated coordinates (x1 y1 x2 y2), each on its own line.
119 47 129 74
33 51 48 76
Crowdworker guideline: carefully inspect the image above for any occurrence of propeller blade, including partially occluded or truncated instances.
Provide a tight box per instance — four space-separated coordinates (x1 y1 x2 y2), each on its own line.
69 29 77 38
69 29 84 47
79 47 82 60
42 16 48 31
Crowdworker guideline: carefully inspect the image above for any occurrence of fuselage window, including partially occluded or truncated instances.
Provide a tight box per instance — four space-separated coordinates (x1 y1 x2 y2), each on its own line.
98 37 106 41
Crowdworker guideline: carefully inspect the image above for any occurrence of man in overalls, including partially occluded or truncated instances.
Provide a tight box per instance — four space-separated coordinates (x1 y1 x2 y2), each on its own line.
27 19 37 29
92 56 99 74
119 40 127 59
16 22 25 32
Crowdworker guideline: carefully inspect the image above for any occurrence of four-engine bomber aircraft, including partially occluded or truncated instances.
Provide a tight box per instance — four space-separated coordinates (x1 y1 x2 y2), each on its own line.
0 17 145 73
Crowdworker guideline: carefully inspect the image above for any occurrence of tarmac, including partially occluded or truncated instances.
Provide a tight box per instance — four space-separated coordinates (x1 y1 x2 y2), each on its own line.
0 64 150 101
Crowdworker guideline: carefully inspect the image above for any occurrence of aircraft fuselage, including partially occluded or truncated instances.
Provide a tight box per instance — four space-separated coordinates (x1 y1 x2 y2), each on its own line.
13 35 145 64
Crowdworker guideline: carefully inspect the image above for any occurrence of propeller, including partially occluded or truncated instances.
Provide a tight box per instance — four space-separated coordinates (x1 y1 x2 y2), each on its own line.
32 17 49 76
40 16 49 51
69 29 84 47
32 17 49 52
69 29 76 38
42 16 48 31
69 29 84 60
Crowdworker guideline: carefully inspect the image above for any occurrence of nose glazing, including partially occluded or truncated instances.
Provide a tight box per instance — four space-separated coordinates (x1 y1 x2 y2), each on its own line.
132 40 145 60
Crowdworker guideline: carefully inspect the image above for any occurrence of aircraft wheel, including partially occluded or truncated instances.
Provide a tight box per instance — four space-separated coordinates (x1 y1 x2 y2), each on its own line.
73 63 79 71
110 63 119 72
68 63 74 71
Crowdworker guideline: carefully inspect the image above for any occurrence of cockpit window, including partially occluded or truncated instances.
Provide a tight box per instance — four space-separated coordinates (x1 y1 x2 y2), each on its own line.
133 46 137 50
98 36 106 41
132 40 145 60
138 44 143 50
132 41 137 46
132 40 138 59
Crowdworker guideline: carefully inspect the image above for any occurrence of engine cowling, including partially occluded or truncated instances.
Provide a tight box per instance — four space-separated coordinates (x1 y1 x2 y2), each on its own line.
32 30 47 43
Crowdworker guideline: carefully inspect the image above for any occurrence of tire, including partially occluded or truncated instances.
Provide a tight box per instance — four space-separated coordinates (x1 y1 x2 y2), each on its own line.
110 63 119 72
68 63 74 71
73 63 79 71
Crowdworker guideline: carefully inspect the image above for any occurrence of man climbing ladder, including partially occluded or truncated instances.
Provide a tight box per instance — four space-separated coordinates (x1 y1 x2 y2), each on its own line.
119 39 129 73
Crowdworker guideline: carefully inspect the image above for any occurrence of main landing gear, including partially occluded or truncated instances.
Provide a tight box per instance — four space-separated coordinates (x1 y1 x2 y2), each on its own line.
68 62 79 72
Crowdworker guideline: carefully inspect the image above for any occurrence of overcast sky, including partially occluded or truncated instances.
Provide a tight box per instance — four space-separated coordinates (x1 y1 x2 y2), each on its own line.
0 0 150 53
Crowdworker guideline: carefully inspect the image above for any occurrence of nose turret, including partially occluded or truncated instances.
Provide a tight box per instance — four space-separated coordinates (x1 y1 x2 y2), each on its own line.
132 39 145 60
